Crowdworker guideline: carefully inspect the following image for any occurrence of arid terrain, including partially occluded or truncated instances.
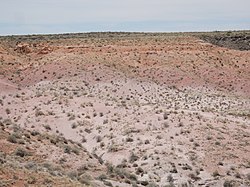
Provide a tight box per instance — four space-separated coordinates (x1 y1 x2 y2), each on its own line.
0 31 250 187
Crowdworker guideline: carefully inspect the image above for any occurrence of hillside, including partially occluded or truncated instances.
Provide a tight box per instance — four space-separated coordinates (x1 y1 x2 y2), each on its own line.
0 31 250 187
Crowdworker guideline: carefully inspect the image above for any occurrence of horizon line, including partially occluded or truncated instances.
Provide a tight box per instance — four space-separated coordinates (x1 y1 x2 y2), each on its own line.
1 29 249 37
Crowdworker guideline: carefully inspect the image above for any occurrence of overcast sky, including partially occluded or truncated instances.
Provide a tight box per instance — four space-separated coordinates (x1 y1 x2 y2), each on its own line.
1 0 250 35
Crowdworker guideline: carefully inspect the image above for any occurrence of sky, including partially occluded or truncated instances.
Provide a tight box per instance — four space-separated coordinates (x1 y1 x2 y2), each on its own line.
0 0 250 35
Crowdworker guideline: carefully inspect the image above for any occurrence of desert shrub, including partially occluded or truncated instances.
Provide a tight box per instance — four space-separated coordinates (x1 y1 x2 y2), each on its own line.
212 170 220 177
42 162 55 173
167 174 174 182
15 147 30 157
131 181 139 187
67 171 78 179
64 145 71 154
126 137 134 142
215 141 221 145
163 112 168 120
44 125 51 131
71 147 80 155
108 144 119 152
71 123 77 129
35 110 44 117
163 183 175 187
100 142 105 147
156 135 162 139
7 134 18 143
18 139 25 144
223 180 234 187
7 132 22 143
68 114 75 121
103 181 113 186
24 133 31 139
27 175 37 184
125 179 131 184
140 180 149 186
129 152 138 163
188 173 200 181
84 128 91 133
81 136 87 143
96 135 102 143
112 166 138 182
147 182 159 187
247 173 250 180
5 108 11 115
43 178 53 185
12 124 21 132
0 156 6 164
235 172 241 178
30 130 40 136
3 118 12 126
106 163 114 174
50 137 58 145
163 122 169 128
128 173 137 181
24 162 37 170
97 174 107 181
78 174 92 185
135 167 144 175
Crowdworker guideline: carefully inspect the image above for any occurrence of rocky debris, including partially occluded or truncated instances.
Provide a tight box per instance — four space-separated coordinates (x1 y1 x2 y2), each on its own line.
14 42 32 54
37 46 53 54
13 42 54 55
0 46 7 54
